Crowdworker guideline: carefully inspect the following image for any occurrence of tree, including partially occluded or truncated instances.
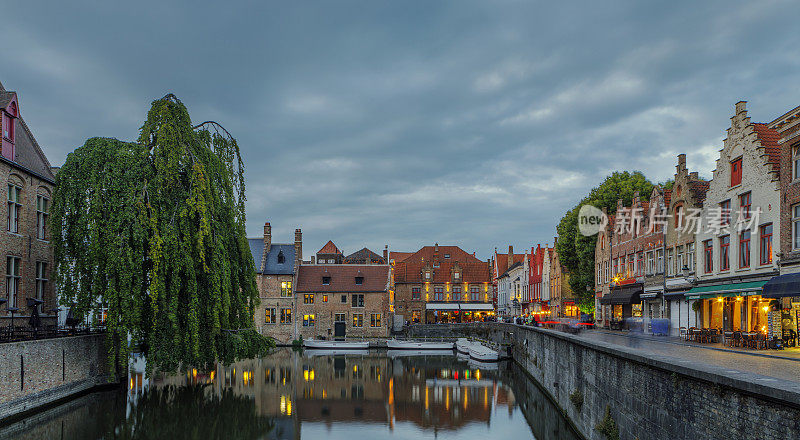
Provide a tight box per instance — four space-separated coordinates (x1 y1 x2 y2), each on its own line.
51 95 272 375
555 171 655 313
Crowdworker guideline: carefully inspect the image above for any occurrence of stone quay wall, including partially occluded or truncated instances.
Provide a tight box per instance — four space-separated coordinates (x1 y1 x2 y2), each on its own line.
0 334 111 423
406 323 800 440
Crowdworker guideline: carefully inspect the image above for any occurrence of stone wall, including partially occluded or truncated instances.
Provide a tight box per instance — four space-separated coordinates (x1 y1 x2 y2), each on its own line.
407 323 800 440
0 334 111 423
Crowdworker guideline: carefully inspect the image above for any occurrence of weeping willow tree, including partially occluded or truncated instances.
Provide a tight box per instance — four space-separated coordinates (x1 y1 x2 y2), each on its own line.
51 95 272 375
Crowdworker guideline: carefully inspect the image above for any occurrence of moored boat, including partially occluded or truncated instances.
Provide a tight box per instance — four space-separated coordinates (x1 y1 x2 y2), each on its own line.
455 338 472 354
386 339 454 350
468 342 500 362
303 339 370 349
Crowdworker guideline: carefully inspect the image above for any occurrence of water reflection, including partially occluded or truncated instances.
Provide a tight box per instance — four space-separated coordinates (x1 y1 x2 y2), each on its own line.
0 349 581 440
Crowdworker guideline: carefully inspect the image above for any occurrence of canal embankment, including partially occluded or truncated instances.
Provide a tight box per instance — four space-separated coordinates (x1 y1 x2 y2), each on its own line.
406 323 800 440
0 334 112 424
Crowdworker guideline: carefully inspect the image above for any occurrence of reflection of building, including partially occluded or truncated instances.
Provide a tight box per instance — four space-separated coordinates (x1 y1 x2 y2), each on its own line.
250 222 302 344
0 81 58 326
295 264 390 339
393 244 493 324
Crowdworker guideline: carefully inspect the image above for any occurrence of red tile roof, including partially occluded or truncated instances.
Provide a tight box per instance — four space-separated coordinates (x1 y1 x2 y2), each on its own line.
389 251 413 263
296 264 389 293
493 253 525 275
753 123 781 174
393 245 491 284
663 188 672 208
317 240 342 255
688 179 710 204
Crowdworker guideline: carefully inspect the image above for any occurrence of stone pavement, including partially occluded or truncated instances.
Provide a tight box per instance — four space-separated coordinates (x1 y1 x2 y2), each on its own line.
580 329 800 383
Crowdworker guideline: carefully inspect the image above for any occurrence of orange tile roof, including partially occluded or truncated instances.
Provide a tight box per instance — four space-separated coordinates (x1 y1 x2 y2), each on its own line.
296 264 389 293
389 251 413 262
317 240 342 255
753 123 781 174
393 245 490 284
493 253 525 275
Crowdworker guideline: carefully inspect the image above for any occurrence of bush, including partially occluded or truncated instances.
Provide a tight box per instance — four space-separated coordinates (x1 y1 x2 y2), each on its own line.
569 389 584 412
595 405 619 440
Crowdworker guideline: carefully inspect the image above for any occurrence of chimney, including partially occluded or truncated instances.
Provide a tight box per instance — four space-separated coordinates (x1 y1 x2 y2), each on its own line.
310 256 315 264
294 229 302 272
259 222 271 273
508 245 514 270
434 242 439 253
678 153 686 170
690 171 699 180
383 245 388 263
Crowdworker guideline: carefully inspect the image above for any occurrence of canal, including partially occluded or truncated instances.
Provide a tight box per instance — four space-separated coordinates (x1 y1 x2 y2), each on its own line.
0 348 581 439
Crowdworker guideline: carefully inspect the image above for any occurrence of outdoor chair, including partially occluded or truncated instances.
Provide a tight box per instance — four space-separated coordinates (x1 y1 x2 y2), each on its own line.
733 331 742 347
679 327 688 341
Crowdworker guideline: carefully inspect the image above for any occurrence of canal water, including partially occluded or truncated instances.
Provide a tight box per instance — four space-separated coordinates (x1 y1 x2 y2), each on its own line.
0 348 581 440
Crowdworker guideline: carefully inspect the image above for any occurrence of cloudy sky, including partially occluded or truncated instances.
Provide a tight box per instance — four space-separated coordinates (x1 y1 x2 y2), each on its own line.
5 1 800 259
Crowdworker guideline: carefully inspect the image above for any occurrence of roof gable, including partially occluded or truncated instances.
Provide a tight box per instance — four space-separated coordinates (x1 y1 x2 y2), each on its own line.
317 240 342 255
296 264 389 292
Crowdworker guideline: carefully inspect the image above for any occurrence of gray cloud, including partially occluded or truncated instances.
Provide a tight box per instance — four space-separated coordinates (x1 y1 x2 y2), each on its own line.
5 0 800 259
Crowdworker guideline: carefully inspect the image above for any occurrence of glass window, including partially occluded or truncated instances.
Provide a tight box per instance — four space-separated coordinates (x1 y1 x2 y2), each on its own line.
265 308 276 324
687 242 695 272
667 249 674 276
280 308 292 324
355 276 363 285
351 294 364 308
720 235 730 271
739 230 750 268
656 249 664 274
739 192 751 220
36 195 48 240
7 184 21 233
760 223 773 265
303 294 314 304
334 313 346 322
5 256 20 308
704 240 713 273
412 287 421 300
793 205 800 250
470 286 480 301
280 281 292 297
35 261 47 303
303 314 315 327
353 313 363 327
720 200 731 225
322 276 331 285
370 313 381 327
433 286 444 301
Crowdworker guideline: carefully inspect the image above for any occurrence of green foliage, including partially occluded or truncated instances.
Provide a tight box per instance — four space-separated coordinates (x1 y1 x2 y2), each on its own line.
659 178 674 192
691 301 701 312
595 405 620 440
569 388 584 412
51 95 272 375
555 171 655 313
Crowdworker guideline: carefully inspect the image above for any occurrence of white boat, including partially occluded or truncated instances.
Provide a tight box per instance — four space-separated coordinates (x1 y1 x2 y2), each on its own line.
303 339 370 349
468 342 500 362
455 338 472 354
303 349 369 357
386 339 454 350
387 349 454 358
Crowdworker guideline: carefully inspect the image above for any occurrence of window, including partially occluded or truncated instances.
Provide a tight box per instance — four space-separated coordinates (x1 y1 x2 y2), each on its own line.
720 200 731 225
433 286 444 301
277 250 285 264
355 276 363 285
739 230 750 268
760 224 773 265
612 258 618 276
656 249 664 274
35 261 47 303
676 246 684 274
35 195 48 240
303 314 315 327
322 294 328 302
452 285 461 300
627 254 634 275
370 314 381 327
334 313 346 322
470 286 480 301
322 276 331 285
6 256 20 308
794 205 800 250
411 310 421 323
667 249 674 276
730 157 742 186
412 287 421 300
353 313 363 327
425 271 431 280
720 235 730 271
453 271 460 280
7 184 21 233
280 281 292 297
703 240 713 273
739 192 751 219
265 308 276 324
304 294 314 304
636 252 643 276
646 252 654 275
674 204 684 229
352 294 364 308
280 308 292 324
341 294 347 303
444 254 450 259
687 243 695 272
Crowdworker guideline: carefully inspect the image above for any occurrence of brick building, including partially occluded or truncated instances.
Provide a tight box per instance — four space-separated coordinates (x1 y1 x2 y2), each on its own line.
528 244 550 314
772 104 800 275
295 264 390 339
249 222 302 344
549 241 576 318
600 188 667 323
314 240 344 264
343 246 387 264
664 154 709 334
392 244 492 324
1 81 57 326
594 211 613 325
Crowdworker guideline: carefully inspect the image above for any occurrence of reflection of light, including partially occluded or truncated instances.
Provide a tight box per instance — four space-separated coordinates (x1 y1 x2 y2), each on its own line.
484 387 488 408
463 386 468 410
192 368 197 378
322 389 327 399
130 378 134 390
304 369 315 381
445 387 450 410
353 365 358 374
210 371 215 382
388 378 394 405
762 306 769 312
475 369 481 381
425 386 429 410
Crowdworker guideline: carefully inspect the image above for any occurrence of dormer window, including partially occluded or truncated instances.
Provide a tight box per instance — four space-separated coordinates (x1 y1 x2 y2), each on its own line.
453 272 460 280
277 250 285 264
425 271 431 280
444 254 450 259
322 276 331 285
355 276 364 285
433 262 439 268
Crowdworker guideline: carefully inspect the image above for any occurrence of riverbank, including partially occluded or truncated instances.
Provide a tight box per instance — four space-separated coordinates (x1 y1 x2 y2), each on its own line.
406 323 800 440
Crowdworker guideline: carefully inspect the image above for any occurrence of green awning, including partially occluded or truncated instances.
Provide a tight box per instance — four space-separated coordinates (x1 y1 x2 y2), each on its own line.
684 281 767 300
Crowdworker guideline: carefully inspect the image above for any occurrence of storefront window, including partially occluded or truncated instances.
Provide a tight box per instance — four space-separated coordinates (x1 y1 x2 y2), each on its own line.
631 303 643 318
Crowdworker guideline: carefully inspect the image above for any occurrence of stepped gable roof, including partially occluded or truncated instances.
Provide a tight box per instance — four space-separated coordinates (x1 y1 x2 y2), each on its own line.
248 239 296 274
344 247 386 264
688 179 710 204
317 240 342 255
0 82 55 182
296 264 389 293
393 245 490 284
752 123 781 174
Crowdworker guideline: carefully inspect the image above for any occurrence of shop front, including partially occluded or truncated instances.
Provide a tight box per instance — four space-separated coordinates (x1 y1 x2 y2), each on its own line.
599 285 643 322
425 303 495 323
762 273 800 348
684 281 771 334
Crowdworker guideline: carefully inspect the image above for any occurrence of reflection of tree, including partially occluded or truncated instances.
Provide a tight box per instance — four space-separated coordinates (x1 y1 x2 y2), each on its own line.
111 384 275 440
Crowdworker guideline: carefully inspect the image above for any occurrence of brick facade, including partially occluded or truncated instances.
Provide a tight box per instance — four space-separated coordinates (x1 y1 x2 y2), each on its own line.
770 105 800 274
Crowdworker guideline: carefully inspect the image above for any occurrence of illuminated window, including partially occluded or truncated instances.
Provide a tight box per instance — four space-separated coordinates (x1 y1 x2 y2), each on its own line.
353 313 363 327
265 308 276 324
304 294 314 304
280 308 292 324
334 313 346 322
303 314 315 327
280 281 292 297
323 294 328 302
370 313 381 327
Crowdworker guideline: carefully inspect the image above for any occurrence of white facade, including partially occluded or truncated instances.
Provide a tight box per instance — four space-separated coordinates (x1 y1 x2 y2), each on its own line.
497 262 525 316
